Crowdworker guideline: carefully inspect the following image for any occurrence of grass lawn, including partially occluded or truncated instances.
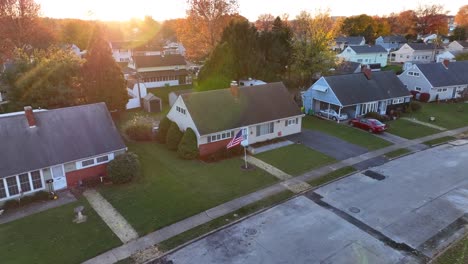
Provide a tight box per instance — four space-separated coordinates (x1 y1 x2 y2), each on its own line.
99 142 279 235
302 116 392 150
384 148 411 159
423 136 456 146
407 102 468 129
387 119 440 139
307 166 357 187
0 199 121 264
255 144 336 176
382 64 403 73
433 235 468 264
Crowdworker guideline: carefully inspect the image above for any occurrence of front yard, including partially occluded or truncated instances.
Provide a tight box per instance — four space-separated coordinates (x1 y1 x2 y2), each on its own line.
302 116 392 150
0 199 121 264
99 142 279 235
255 144 336 176
406 102 468 130
386 119 440 139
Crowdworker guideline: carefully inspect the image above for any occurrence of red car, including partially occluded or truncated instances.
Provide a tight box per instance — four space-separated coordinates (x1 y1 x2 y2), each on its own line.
349 118 388 133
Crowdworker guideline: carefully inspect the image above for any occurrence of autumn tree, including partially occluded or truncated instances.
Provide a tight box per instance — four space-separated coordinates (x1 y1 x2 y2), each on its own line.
340 14 376 42
415 4 449 35
255 13 275 32
392 10 418 38
455 5 468 27
81 27 128 111
177 0 240 60
60 19 95 50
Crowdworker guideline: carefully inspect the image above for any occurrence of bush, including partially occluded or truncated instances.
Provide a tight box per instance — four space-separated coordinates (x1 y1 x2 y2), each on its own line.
1 191 49 210
202 145 243 162
410 90 420 97
177 128 199 159
125 123 153 141
107 152 141 184
157 116 171 143
364 112 390 122
419 93 430 102
166 122 183 151
409 101 422 112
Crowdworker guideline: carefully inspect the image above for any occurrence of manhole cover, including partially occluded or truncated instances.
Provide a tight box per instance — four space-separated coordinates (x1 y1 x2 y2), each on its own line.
349 207 361 213
245 228 257 236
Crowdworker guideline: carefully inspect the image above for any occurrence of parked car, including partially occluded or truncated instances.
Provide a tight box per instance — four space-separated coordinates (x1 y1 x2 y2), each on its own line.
349 118 388 133
318 109 348 121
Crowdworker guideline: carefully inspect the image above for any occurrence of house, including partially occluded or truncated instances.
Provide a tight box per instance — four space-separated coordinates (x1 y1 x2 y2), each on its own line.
375 35 407 52
419 34 450 44
330 61 361 75
110 41 133 62
167 82 303 156
0 103 126 204
332 36 366 52
390 43 442 63
169 89 193 107
337 45 388 67
239 79 267 86
398 61 468 102
128 54 188 88
126 78 148 109
447 40 468 53
436 50 456 63
163 42 186 56
303 70 412 118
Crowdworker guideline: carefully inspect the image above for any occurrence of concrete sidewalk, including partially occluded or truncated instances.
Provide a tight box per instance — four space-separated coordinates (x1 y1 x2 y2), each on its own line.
83 125 468 264
402 117 447 131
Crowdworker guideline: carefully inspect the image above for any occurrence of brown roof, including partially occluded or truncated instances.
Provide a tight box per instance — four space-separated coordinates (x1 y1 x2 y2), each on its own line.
133 54 186 68
139 69 188 78
181 82 302 135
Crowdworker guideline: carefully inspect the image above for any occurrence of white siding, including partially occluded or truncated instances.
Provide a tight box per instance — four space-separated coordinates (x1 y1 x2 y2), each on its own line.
338 48 388 67
167 97 201 141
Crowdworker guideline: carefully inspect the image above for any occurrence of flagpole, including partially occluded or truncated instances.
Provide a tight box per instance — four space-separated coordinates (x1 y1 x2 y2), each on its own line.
244 146 247 169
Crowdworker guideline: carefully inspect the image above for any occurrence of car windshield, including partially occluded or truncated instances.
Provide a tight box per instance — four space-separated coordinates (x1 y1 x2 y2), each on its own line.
372 120 384 126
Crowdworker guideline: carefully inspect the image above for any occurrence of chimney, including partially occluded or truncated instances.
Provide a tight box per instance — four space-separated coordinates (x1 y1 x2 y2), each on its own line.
361 66 372 80
230 80 239 98
442 59 449 68
24 106 36 128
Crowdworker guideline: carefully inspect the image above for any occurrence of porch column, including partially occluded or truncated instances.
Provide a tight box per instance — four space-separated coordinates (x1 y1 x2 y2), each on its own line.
337 107 342 123
327 103 331 119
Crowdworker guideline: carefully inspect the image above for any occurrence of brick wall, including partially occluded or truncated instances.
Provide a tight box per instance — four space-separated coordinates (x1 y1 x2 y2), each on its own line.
199 138 231 156
65 164 107 187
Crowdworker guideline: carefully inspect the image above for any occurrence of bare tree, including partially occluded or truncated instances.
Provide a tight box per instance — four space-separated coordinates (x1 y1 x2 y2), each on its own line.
255 13 275 32
415 4 449 35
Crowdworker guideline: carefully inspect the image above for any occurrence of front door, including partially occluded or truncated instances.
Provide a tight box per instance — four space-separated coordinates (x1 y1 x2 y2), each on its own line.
51 165 67 191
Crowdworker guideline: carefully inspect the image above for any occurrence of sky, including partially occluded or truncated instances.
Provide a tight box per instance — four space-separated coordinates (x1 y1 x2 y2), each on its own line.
37 0 465 21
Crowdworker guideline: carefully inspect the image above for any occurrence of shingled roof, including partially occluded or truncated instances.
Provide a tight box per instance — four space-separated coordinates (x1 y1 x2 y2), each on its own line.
382 35 407 43
407 43 439 50
0 103 126 177
323 71 411 106
335 36 365 45
417 61 468 87
180 82 302 135
133 54 186 68
349 45 387 54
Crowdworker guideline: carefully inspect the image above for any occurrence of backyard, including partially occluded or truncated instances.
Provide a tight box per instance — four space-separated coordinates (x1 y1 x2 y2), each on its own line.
0 199 121 264
302 116 392 150
99 142 279 235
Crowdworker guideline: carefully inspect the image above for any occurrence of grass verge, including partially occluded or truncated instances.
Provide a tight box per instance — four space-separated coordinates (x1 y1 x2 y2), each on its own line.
432 234 468 264
387 119 440 139
307 166 357 187
384 148 411 159
423 136 456 146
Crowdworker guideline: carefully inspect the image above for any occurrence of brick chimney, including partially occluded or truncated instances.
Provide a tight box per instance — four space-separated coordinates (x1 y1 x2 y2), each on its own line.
442 59 449 68
362 67 372 80
230 80 239 98
24 106 36 127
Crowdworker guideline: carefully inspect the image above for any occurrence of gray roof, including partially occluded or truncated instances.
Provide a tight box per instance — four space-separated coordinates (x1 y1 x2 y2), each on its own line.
382 35 407 43
335 36 365 45
133 54 186 68
324 71 411 106
407 43 440 51
331 61 361 75
171 89 193 96
181 82 301 135
417 61 468 87
0 103 126 177
454 40 468 48
143 93 160 101
349 45 387 54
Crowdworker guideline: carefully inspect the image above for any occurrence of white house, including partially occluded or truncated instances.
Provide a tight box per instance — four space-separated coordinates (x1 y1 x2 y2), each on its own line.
166 82 303 157
337 45 388 67
168 89 193 107
375 35 407 52
239 78 267 86
110 41 133 62
332 36 366 52
436 50 456 63
447 40 468 54
398 61 468 102
163 42 186 56
390 43 442 63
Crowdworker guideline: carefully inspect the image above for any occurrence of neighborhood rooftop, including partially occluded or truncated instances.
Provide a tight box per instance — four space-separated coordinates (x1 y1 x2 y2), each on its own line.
335 36 365 45
133 54 186 68
180 82 302 135
407 43 439 50
416 61 468 87
381 35 407 43
0 103 126 177
349 45 387 54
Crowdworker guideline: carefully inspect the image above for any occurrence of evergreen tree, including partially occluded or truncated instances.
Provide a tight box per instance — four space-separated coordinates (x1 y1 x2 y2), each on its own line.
81 27 128 111
178 128 199 159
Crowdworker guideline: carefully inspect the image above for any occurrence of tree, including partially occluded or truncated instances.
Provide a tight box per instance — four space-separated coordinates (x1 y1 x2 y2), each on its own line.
455 52 468 61
166 121 183 150
455 5 468 28
255 13 275 32
60 19 95 50
340 14 377 43
451 27 466 41
157 116 171 143
394 10 418 38
415 4 449 35
2 47 83 110
177 0 239 60
107 152 141 184
177 128 199 159
81 27 128 111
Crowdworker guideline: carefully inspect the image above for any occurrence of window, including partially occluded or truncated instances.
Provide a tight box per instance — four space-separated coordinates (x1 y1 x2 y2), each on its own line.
437 89 442 92
82 159 95 167
6 176 19 196
97 155 109 163
0 180 6 199
31 171 42 190
442 88 447 92
176 106 186 115
408 71 419 77
415 87 422 91
285 118 298 126
414 72 420 76
357 59 363 62
392 98 404 104
408 72 414 76
208 131 234 143
256 122 274 136
19 173 31 192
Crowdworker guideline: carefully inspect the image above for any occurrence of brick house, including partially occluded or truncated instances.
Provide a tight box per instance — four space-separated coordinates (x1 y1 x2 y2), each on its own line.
166 82 303 157
0 103 126 204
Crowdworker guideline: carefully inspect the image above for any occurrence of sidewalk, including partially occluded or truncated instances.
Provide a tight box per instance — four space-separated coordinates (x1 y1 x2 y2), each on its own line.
83 125 468 264
401 117 447 131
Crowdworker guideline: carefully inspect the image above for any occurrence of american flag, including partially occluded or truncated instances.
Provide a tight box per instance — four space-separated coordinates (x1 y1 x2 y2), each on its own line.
227 129 244 149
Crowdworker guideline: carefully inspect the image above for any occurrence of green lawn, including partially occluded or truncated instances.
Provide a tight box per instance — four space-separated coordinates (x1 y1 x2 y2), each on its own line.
423 136 456 146
387 119 440 139
382 64 403 73
0 199 121 264
255 144 336 176
384 148 411 159
307 166 357 187
407 102 468 129
99 142 279 235
433 235 468 264
302 116 392 150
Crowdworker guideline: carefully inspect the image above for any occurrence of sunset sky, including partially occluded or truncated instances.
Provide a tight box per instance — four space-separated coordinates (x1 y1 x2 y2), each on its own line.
37 0 465 21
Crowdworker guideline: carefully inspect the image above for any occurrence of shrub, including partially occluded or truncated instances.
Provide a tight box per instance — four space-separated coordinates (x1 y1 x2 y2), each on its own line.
157 116 171 143
202 145 243 162
364 112 390 122
419 93 430 102
125 123 153 141
107 152 141 184
177 128 199 159
410 90 420 97
409 101 422 112
166 122 183 151
1 191 49 210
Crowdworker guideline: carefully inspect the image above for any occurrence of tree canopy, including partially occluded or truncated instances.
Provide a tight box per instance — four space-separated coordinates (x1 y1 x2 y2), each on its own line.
455 5 468 28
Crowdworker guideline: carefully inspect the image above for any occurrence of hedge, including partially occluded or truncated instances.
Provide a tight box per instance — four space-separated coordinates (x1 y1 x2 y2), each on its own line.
166 122 183 151
157 116 171 143
125 123 153 141
107 152 141 184
1 191 50 210
177 128 199 159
